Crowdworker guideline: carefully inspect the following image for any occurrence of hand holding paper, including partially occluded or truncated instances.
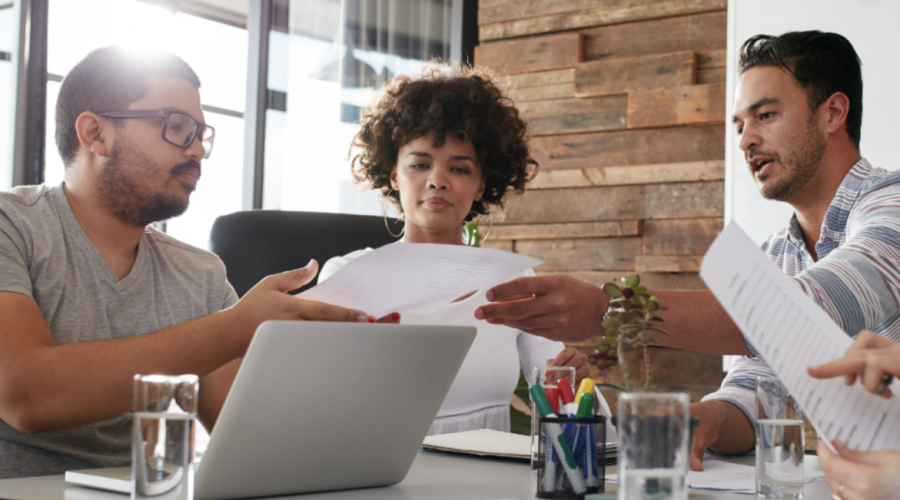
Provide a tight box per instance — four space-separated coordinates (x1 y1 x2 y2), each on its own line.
700 222 900 451
300 243 541 319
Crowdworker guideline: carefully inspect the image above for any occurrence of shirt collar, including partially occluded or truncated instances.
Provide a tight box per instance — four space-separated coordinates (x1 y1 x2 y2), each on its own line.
784 158 872 251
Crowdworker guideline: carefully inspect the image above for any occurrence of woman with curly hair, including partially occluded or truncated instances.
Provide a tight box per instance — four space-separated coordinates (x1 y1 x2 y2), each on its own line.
318 65 605 436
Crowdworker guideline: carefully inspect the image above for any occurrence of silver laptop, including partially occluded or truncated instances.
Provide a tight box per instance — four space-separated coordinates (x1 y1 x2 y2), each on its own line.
67 321 475 499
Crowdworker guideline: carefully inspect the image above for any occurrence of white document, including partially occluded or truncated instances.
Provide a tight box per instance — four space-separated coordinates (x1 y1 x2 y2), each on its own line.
700 222 900 451
605 460 824 493
300 243 542 318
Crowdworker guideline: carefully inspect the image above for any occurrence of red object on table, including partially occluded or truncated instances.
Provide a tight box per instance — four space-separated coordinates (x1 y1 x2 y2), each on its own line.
557 378 575 406
545 387 560 413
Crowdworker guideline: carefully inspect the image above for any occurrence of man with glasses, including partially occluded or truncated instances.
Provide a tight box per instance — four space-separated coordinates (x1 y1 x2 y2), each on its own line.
0 47 377 479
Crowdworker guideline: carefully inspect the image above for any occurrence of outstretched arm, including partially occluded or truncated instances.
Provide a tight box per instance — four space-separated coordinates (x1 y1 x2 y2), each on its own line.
0 263 371 434
474 275 750 355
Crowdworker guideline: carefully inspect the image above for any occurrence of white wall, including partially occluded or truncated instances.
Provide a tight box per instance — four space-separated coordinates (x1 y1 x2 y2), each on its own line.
726 0 900 245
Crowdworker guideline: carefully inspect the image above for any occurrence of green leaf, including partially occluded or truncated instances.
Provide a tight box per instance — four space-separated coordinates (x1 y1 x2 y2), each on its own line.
633 286 646 294
601 319 621 329
624 275 640 288
637 331 654 341
600 337 616 346
607 349 617 356
605 328 619 337
634 295 647 307
602 283 623 298
646 301 659 312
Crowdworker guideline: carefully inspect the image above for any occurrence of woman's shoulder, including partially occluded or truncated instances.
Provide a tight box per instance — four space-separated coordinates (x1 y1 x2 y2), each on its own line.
318 248 374 283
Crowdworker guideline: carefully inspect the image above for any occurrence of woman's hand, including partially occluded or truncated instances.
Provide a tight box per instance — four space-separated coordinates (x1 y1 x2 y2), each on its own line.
547 348 591 385
807 330 900 398
819 440 900 500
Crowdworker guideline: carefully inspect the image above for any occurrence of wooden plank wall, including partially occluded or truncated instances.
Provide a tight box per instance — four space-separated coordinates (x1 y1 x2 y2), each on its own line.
475 0 730 413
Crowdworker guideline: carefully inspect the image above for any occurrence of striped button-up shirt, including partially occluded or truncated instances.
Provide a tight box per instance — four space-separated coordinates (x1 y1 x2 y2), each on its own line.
703 158 900 426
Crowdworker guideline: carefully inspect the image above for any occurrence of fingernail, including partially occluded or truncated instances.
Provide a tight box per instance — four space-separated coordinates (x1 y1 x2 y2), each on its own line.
357 315 368 323
305 259 315 269
485 291 494 302
368 316 375 323
474 309 484 320
391 312 400 322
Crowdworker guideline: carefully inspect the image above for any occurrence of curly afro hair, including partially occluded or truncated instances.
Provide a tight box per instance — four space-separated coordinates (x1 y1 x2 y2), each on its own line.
351 63 537 222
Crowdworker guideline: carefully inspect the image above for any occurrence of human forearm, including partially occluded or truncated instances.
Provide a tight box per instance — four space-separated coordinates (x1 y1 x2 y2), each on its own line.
706 400 755 454
649 289 751 355
198 358 241 431
1 303 248 434
688 399 754 470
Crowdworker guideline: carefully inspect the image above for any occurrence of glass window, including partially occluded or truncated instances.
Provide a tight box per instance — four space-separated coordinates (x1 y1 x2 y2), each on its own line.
45 0 248 250
0 2 16 191
263 0 452 217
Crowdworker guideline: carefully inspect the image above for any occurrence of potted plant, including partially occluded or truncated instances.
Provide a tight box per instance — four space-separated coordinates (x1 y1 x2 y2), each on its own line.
588 275 669 393
584 275 698 496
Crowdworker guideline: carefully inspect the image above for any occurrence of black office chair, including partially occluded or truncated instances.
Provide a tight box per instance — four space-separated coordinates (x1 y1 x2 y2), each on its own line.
209 210 402 297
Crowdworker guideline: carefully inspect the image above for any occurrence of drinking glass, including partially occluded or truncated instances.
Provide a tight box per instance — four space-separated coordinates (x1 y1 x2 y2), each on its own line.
756 377 805 499
617 392 690 500
531 366 576 468
132 374 199 500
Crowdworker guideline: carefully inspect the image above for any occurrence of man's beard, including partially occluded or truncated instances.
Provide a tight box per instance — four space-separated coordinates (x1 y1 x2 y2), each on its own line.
750 113 826 202
98 143 200 227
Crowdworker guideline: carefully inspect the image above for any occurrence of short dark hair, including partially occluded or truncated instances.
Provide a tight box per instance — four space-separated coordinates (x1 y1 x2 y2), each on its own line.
55 46 201 166
351 64 536 221
739 31 862 150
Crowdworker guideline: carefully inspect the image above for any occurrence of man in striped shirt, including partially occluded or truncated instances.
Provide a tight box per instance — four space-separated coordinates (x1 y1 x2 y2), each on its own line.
475 30 897 471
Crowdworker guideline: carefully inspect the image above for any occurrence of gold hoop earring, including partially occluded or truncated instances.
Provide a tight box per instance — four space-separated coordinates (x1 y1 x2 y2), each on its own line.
384 188 404 238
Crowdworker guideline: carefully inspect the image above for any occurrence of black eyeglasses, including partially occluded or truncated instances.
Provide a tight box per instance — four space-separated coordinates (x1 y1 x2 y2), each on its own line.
98 109 216 159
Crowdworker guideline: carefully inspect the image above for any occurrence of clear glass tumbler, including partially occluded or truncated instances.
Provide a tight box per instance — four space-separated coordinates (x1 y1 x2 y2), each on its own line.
617 392 690 500
132 374 199 500
756 377 805 499
531 366 576 468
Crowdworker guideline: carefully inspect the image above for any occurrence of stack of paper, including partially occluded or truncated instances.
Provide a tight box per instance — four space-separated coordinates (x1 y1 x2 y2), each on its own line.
606 460 824 494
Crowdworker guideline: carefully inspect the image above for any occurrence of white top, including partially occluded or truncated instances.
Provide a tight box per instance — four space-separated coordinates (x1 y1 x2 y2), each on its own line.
319 247 566 436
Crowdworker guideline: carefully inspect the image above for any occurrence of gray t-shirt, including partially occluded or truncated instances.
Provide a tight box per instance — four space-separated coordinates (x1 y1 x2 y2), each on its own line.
0 184 239 478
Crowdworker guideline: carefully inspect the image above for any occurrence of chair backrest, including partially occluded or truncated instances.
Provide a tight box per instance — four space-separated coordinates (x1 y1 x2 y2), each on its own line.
209 210 402 297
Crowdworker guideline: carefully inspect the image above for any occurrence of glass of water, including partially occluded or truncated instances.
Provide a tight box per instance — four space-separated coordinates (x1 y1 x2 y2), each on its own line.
617 392 690 500
755 377 805 498
531 366 576 468
132 374 199 500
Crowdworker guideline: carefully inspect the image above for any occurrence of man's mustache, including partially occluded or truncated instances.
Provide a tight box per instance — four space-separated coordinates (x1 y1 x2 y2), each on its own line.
171 161 202 181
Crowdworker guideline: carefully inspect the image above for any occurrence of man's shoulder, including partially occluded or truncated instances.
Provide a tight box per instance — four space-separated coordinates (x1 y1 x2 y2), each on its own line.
0 184 56 215
858 165 900 195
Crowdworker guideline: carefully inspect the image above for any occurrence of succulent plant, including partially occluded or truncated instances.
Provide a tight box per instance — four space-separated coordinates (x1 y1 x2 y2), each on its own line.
596 274 670 392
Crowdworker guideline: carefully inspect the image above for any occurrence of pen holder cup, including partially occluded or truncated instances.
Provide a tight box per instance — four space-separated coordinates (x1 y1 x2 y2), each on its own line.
536 416 606 499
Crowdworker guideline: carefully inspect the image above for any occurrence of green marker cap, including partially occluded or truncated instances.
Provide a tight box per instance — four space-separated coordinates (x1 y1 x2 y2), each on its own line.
529 383 556 417
576 393 595 418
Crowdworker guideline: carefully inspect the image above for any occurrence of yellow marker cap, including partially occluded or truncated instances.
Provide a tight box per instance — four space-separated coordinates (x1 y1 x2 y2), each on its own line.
574 378 595 404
